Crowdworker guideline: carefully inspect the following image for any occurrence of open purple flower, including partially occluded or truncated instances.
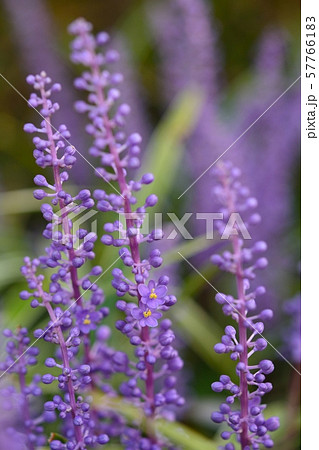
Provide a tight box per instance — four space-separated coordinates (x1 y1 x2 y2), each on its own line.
131 304 162 327
76 309 102 334
138 280 167 308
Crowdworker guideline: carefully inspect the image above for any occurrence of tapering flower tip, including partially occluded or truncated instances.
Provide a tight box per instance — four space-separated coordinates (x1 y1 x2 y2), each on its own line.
68 18 93 35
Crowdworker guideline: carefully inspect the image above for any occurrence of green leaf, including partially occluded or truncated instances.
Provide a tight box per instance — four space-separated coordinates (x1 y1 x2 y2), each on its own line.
170 296 230 373
0 254 24 287
155 419 214 450
117 2 152 61
0 188 39 215
161 234 214 265
93 394 215 449
181 263 218 297
136 87 204 209
0 186 79 215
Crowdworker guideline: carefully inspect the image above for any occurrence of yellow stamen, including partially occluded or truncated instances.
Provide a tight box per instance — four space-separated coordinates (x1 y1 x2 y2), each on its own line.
83 314 91 325
149 288 157 299
143 309 152 318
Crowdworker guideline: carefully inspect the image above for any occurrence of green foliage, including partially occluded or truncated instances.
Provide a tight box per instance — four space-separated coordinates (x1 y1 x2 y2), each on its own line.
136 87 203 209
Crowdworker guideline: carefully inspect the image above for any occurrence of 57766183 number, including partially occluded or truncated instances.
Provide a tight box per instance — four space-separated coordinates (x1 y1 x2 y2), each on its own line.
306 16 316 78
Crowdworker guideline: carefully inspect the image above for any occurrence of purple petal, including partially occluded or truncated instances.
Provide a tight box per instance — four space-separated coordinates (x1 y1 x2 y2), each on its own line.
140 296 148 304
148 280 155 290
91 311 102 322
138 284 149 297
155 285 167 298
147 298 160 309
152 311 162 319
131 308 142 319
80 324 91 334
140 318 147 327
146 316 158 327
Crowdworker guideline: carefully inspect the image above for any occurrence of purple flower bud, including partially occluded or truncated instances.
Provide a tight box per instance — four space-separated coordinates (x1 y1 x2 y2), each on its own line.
211 381 224 392
214 343 226 354
33 189 47 200
259 360 274 374
3 329 13 337
97 434 109 444
215 293 226 304
237 362 246 372
79 365 91 377
50 441 63 449
141 173 154 184
24 123 37 133
265 417 280 431
260 309 273 320
128 133 142 145
255 338 267 351
145 194 158 207
73 415 83 426
72 257 84 268
42 374 55 384
44 401 56 411
256 257 268 269
225 325 236 337
211 411 224 423
45 358 56 367
34 174 48 186
19 290 31 300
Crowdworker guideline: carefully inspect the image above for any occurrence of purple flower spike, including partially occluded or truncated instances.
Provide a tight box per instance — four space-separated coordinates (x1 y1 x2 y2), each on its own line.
209 161 279 449
21 69 110 446
69 18 184 446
